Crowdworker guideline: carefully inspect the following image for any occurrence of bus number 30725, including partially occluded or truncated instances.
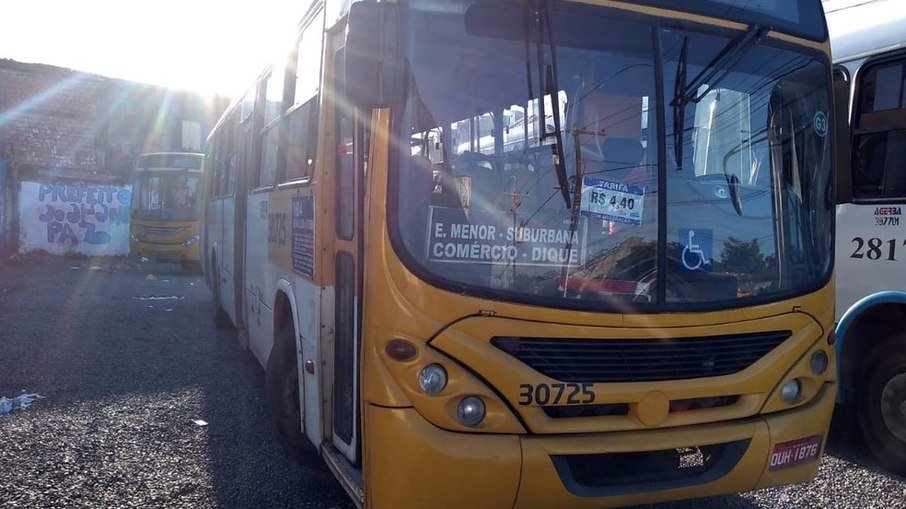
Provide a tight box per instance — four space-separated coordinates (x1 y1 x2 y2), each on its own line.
518 382 596 406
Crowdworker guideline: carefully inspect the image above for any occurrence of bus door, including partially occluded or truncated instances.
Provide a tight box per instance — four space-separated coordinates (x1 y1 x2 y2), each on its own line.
330 36 365 463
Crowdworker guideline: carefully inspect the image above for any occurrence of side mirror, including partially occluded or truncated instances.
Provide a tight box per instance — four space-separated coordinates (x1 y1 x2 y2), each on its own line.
833 66 852 205
345 2 403 108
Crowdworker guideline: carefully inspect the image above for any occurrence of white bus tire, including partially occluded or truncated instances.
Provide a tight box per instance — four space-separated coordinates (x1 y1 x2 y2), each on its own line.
857 336 906 476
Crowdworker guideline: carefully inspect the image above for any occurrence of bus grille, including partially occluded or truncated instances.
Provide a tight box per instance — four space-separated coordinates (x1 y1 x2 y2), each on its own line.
137 225 188 237
551 440 750 496
492 331 791 383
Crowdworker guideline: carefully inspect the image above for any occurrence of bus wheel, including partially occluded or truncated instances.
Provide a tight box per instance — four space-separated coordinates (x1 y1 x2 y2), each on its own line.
211 263 232 330
266 323 319 466
857 336 906 476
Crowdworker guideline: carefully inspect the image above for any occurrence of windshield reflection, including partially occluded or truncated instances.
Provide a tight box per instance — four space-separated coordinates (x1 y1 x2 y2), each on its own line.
133 173 200 221
392 0 832 311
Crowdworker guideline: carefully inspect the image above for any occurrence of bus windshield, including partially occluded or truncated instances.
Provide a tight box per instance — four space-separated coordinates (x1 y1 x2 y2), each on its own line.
392 0 833 311
133 171 201 221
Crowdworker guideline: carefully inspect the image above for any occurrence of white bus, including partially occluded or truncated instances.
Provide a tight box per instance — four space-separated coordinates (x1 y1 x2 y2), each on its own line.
827 0 906 476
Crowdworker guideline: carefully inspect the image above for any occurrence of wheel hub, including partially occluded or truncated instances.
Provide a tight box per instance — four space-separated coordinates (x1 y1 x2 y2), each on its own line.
881 372 906 443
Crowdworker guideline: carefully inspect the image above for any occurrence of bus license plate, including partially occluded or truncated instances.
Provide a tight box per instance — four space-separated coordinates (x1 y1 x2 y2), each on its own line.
769 435 821 470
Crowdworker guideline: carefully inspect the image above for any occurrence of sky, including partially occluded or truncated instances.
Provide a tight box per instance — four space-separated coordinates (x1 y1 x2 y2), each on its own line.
0 0 307 98
0 0 896 100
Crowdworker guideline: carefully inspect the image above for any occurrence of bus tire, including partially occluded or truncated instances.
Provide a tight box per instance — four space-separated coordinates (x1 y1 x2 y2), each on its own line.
211 261 232 330
266 323 320 466
857 336 906 476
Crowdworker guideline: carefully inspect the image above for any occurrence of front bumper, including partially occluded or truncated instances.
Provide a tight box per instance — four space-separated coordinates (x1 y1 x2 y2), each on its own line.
364 381 836 509
130 240 199 263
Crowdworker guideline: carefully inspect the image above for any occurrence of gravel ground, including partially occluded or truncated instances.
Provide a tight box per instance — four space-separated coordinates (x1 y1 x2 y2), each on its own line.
0 253 354 509
1 253 903 508
635 415 906 509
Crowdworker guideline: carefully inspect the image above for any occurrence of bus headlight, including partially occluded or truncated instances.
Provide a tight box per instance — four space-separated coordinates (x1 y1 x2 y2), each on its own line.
181 234 200 247
418 364 447 395
781 379 802 403
457 396 485 427
378 337 525 433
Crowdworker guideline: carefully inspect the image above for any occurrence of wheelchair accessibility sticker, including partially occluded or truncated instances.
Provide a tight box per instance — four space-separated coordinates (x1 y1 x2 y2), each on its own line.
679 228 713 272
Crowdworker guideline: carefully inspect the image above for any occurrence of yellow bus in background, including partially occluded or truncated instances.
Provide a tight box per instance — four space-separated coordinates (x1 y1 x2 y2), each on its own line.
204 0 838 507
131 152 204 272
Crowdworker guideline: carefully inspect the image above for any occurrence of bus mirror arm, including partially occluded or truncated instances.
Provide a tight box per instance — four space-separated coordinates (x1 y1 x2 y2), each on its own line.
345 2 404 108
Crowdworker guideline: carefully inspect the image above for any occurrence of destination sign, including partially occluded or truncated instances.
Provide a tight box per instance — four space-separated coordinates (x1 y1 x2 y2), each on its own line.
426 207 586 267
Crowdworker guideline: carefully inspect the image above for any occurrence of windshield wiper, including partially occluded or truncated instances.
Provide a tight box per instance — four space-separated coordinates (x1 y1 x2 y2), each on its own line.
670 25 768 168
531 0 571 210
545 64 571 210
673 24 767 105
672 37 689 169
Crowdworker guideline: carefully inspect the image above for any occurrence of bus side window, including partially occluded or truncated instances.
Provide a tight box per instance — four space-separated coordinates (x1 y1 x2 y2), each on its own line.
258 68 282 189
257 60 288 190
852 58 906 200
285 99 320 182
206 137 218 198
283 13 323 183
242 115 256 192
214 134 227 197
225 113 239 195
335 47 356 240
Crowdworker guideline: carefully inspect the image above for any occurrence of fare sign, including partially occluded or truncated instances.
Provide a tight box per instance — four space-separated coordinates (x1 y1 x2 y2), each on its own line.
579 177 645 226
769 435 821 470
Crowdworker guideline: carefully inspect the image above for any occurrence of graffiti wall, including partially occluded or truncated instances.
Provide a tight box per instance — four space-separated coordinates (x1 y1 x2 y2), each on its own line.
18 181 132 256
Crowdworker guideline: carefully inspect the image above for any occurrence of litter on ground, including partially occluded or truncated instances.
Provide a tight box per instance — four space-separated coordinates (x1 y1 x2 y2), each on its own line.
0 393 43 416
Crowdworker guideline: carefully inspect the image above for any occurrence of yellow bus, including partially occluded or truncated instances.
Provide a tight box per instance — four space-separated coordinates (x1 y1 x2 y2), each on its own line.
204 0 838 507
131 152 204 272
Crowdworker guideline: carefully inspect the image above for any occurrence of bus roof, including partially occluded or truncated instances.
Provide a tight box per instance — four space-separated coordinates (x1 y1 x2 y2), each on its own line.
825 0 906 64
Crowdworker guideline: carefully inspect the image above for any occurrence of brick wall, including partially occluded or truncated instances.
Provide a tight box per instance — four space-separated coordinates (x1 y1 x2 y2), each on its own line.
0 64 106 182
0 59 228 185
0 59 229 255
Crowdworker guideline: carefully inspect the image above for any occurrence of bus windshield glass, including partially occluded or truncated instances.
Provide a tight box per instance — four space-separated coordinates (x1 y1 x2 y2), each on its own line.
630 0 827 41
133 172 201 221
392 0 833 311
